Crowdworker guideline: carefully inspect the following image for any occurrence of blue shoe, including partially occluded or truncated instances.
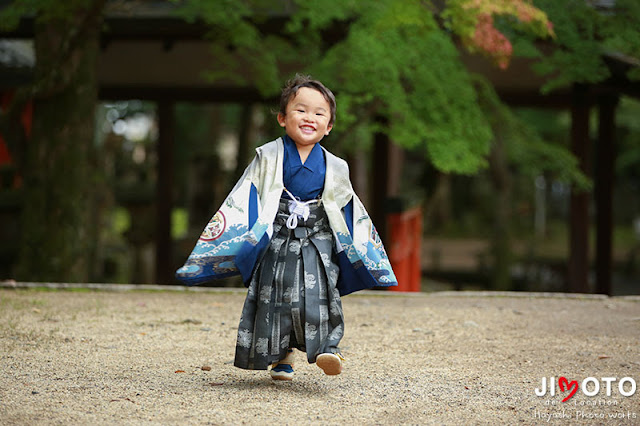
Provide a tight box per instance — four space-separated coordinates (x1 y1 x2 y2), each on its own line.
270 363 294 381
270 349 295 381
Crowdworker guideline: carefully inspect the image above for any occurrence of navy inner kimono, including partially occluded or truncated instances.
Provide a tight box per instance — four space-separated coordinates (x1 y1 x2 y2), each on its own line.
282 134 326 201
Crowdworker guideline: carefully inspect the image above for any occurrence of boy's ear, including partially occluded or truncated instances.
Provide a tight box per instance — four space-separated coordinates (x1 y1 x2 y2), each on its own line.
277 113 286 127
325 123 333 135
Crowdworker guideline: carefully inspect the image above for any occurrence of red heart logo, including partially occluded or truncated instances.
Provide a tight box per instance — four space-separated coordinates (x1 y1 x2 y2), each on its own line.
558 376 578 402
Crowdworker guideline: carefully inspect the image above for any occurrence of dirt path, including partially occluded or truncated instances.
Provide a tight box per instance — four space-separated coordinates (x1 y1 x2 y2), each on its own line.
1 285 639 425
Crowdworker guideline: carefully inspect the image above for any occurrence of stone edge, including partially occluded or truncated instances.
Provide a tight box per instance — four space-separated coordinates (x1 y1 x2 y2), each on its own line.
1 280 639 301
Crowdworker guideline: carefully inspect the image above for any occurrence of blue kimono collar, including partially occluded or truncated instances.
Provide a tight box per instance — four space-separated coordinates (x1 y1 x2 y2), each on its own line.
283 134 324 172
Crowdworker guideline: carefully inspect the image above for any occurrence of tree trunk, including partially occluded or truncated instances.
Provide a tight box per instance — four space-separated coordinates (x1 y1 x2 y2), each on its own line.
234 103 257 182
488 134 513 291
424 172 452 231
16 3 104 282
567 83 592 293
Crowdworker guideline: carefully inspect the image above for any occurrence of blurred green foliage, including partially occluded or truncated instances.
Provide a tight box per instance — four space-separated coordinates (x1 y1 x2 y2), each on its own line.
531 0 640 91
0 0 98 29
169 0 556 175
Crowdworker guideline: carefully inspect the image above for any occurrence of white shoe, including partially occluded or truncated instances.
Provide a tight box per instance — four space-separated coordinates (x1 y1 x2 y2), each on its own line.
316 353 343 376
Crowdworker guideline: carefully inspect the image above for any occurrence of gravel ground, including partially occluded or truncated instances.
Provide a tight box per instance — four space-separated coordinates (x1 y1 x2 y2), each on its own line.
1 286 639 425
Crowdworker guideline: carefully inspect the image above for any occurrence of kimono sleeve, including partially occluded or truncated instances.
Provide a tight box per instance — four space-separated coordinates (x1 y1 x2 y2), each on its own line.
175 156 262 285
334 197 398 296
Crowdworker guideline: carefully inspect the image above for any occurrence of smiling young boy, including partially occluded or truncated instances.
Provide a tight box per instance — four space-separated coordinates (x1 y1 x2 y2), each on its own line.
277 81 334 162
176 75 397 380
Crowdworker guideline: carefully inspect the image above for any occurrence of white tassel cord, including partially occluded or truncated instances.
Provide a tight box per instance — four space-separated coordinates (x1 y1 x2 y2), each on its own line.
283 188 319 229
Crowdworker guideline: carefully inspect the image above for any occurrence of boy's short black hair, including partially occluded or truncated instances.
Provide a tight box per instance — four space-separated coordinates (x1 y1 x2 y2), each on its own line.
279 74 336 126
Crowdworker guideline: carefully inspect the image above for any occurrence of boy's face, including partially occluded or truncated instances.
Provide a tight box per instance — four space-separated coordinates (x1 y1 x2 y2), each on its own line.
277 87 333 149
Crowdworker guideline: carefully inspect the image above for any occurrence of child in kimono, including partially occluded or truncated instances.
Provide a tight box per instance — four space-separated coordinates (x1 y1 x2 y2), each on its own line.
176 75 397 381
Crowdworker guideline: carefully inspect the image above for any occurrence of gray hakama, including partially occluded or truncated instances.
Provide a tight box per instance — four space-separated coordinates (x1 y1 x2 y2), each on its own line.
234 198 344 370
